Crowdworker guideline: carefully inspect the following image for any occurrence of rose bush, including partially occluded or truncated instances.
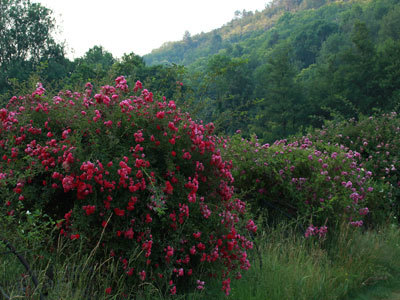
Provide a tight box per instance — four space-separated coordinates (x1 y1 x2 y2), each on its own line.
306 113 399 220
223 134 386 238
0 77 254 296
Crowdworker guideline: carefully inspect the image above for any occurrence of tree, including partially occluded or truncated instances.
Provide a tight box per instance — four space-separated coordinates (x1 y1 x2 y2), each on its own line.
183 30 193 45
210 32 222 53
203 54 253 134
110 52 145 81
234 10 242 19
253 44 302 139
81 45 115 70
292 19 338 67
333 21 377 114
375 39 400 110
0 0 63 92
379 4 400 41
69 46 115 85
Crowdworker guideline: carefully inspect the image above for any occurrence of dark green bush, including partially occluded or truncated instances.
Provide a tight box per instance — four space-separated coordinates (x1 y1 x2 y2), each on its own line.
223 134 388 237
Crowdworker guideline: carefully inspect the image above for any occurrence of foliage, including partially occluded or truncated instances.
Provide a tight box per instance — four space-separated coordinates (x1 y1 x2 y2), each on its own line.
144 0 400 141
251 43 303 140
223 133 388 235
0 0 65 94
306 113 400 219
200 54 253 135
67 45 116 87
1 1 400 298
0 0 188 108
3 0 400 143
0 77 255 296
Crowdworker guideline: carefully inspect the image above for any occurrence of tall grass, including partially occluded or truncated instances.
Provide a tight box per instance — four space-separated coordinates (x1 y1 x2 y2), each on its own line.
1 216 400 299
208 222 400 300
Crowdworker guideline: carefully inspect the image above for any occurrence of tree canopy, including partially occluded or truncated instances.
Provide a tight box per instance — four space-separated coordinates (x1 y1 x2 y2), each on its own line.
0 0 66 93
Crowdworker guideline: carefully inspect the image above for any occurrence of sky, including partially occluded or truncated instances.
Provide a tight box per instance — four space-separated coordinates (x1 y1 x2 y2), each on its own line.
33 0 269 60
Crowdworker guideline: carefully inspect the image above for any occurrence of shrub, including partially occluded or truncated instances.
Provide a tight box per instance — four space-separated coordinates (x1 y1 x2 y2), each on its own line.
223 134 386 237
306 113 399 219
0 77 254 296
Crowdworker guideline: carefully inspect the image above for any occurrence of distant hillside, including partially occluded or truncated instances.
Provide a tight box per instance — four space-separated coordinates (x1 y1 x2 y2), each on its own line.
144 0 347 66
144 0 400 142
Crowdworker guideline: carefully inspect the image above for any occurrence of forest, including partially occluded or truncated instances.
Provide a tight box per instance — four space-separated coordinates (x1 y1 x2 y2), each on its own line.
0 0 399 299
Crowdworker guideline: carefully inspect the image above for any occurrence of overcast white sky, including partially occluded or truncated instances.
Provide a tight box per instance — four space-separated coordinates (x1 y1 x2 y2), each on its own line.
33 0 268 60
